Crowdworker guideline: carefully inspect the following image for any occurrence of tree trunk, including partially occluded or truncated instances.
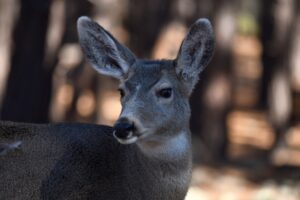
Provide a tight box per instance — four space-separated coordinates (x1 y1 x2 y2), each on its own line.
124 0 173 57
0 0 52 123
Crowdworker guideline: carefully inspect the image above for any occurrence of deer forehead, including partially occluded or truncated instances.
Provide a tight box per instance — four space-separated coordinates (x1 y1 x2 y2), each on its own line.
122 60 177 92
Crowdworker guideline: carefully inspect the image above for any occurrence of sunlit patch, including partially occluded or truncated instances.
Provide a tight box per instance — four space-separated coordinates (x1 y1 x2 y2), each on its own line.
152 22 187 59
98 91 121 125
50 83 74 121
227 110 275 159
59 44 83 69
77 90 96 117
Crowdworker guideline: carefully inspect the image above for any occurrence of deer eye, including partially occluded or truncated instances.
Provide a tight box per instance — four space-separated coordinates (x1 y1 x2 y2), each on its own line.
118 88 125 98
158 88 172 98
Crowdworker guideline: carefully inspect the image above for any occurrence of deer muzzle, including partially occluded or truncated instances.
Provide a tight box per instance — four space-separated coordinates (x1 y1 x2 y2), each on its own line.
113 118 138 144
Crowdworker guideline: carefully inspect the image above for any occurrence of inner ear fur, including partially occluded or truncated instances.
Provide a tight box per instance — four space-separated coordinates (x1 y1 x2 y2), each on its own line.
176 18 214 94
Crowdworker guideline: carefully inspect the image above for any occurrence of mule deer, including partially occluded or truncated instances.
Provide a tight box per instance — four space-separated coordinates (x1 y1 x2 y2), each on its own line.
0 16 214 200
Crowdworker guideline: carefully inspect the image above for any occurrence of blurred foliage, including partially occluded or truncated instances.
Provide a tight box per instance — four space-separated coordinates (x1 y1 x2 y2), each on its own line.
238 13 259 36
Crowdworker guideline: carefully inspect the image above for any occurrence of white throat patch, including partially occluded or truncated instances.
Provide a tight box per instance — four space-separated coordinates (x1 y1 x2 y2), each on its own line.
138 132 190 160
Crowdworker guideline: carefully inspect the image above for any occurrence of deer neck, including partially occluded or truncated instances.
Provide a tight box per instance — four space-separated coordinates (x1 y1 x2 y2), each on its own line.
134 130 192 194
136 130 192 163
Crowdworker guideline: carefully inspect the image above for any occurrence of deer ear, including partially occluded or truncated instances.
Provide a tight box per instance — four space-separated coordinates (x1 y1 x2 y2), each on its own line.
77 16 136 79
176 18 214 94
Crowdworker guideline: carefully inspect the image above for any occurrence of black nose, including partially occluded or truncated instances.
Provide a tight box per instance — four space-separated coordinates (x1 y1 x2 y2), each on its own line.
113 118 134 139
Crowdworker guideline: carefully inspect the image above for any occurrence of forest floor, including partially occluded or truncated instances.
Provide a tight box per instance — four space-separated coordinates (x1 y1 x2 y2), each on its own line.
186 165 300 200
186 110 300 200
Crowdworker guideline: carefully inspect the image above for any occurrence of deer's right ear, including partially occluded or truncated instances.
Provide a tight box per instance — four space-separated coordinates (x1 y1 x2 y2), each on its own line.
176 18 214 95
77 17 136 79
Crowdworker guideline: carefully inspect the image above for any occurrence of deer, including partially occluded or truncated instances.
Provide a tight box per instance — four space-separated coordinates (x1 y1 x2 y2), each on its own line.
0 16 214 200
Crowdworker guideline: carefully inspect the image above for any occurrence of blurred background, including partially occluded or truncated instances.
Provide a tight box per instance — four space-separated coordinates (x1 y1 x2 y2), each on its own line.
0 0 300 199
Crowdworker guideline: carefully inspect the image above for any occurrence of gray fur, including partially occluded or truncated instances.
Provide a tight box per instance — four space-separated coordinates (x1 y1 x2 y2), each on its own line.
0 140 22 156
0 16 214 200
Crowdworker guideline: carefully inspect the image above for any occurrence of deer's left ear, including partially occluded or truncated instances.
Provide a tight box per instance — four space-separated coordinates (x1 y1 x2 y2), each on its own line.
176 18 214 95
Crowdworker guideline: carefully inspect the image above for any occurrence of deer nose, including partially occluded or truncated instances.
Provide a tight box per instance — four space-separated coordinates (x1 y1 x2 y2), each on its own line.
113 119 134 139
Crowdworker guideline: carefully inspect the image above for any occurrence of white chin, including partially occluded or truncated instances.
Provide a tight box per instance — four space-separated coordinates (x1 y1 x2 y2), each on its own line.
116 136 138 144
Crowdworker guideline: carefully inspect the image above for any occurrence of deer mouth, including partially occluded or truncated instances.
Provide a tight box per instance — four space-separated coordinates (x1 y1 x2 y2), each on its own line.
113 130 139 144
